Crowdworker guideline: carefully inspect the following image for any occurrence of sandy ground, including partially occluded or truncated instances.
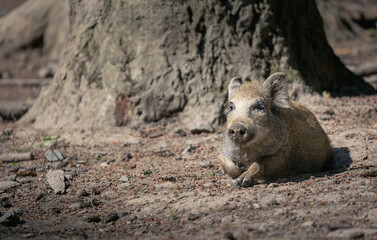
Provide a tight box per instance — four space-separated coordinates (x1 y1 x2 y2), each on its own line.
0 91 376 240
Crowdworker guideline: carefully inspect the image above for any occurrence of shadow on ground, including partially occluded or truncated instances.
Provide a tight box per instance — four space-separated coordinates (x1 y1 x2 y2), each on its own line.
272 147 353 184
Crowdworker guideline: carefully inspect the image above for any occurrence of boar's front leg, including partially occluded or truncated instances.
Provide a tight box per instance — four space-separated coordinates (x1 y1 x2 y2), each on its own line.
235 162 261 187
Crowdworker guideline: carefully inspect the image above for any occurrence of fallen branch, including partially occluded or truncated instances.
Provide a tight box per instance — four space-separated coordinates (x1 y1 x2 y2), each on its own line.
0 152 35 162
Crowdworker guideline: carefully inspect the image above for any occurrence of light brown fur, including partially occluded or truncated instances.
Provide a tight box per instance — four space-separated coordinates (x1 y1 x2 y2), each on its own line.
219 73 332 187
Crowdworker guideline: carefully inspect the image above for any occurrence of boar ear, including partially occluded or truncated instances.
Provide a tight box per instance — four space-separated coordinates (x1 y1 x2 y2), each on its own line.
228 76 242 98
262 72 289 108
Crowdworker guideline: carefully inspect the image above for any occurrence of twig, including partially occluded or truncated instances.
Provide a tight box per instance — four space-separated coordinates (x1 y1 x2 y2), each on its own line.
27 137 38 152
0 152 34 162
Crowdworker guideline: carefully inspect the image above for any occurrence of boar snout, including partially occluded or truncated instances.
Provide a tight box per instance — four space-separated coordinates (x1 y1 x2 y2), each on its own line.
228 123 252 143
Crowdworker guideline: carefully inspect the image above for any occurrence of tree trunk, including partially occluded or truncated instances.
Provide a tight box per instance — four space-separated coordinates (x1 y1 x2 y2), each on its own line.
0 0 69 61
23 0 374 130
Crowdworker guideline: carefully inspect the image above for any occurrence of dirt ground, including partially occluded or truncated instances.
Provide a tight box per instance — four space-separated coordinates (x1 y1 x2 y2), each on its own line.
0 91 376 240
0 1 377 240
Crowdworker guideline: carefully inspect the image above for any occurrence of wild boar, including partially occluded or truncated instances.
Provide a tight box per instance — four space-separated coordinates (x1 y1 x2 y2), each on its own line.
218 72 332 187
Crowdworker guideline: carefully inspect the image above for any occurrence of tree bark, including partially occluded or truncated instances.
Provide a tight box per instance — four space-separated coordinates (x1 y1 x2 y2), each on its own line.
23 0 374 130
0 0 69 60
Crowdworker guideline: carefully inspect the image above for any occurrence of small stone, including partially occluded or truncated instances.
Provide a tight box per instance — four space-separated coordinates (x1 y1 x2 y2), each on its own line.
99 162 108 167
324 109 335 115
301 221 315 227
76 189 89 197
182 145 197 155
174 128 187 137
20 233 35 238
68 202 82 209
86 215 101 223
161 175 176 182
157 150 174 157
50 207 61 214
119 183 130 188
253 203 260 209
91 188 101 195
0 181 20 192
199 161 214 168
119 175 129 182
46 169 66 194
1 196 11 208
266 198 278 206
107 159 116 164
121 153 133 161
45 149 65 161
203 182 214 188
0 208 22 226
35 192 44 201
268 183 278 188
38 62 58 78
105 212 119 223
221 215 234 224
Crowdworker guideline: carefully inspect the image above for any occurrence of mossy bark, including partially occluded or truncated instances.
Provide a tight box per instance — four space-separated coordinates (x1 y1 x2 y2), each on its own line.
23 0 374 130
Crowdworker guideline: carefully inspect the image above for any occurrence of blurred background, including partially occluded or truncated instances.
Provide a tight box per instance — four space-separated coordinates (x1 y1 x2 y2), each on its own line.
0 0 376 126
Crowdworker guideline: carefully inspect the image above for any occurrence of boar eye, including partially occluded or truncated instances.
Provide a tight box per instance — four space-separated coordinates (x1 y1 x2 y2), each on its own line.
252 101 265 113
226 102 235 114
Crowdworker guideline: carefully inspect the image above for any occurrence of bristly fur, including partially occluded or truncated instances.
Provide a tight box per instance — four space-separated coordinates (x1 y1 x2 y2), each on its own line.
262 72 290 108
219 72 332 187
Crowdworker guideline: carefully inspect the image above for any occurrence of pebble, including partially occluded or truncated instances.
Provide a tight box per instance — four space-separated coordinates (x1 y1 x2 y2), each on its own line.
35 192 44 201
0 208 22 226
91 188 101 195
266 198 278 206
45 149 65 161
157 150 174 157
1 196 11 208
86 215 101 223
161 175 176 182
119 175 129 182
175 128 187 137
203 182 214 188
20 233 35 238
68 202 82 209
0 181 20 193
38 62 58 78
182 145 197 155
105 212 119 223
253 203 260 209
301 221 315 227
119 183 130 188
46 169 66 194
76 189 89 197
199 161 214 168
221 215 234 224
121 153 133 161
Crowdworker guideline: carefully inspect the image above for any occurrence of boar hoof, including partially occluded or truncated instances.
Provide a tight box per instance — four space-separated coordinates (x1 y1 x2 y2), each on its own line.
234 178 253 188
